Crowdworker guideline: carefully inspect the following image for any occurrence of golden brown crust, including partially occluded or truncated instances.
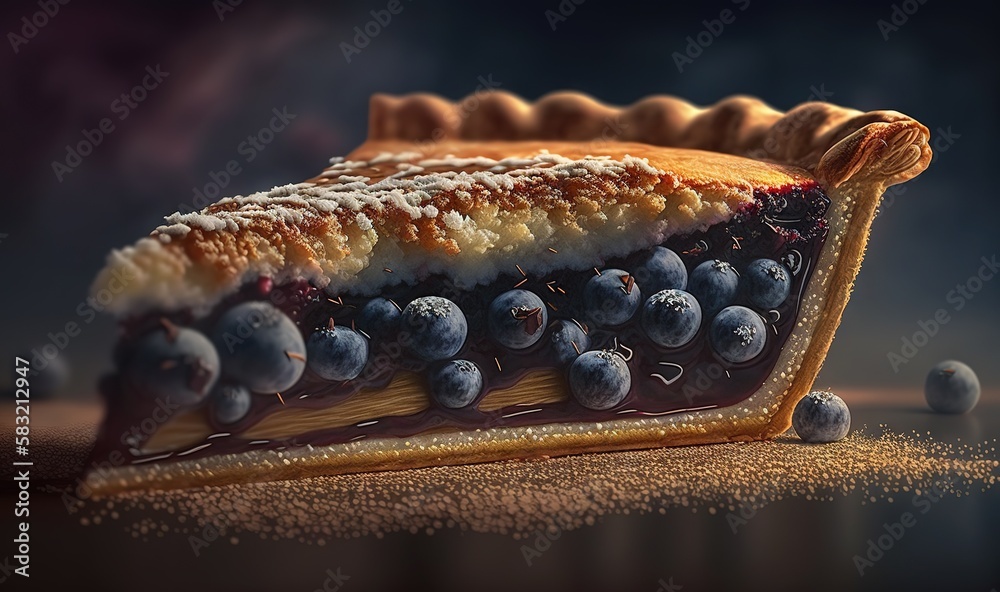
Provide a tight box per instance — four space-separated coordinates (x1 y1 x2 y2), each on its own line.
94 93 930 319
342 140 816 191
367 91 931 188
86 92 933 494
759 175 892 440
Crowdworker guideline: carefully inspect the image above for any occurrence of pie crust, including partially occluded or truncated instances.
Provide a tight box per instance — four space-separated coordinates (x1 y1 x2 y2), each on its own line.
86 91 931 494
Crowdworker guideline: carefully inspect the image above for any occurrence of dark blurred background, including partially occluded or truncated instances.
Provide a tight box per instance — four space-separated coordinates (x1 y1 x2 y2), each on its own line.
1 0 996 398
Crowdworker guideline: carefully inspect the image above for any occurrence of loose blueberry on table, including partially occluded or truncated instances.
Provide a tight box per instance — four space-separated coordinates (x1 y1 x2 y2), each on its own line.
792 390 851 443
924 360 980 414
100 186 830 461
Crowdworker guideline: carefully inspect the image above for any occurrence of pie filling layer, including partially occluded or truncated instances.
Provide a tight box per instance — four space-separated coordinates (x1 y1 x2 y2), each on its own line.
94 183 829 466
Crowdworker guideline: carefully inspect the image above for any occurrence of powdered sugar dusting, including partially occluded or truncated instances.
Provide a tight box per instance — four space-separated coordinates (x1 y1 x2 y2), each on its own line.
153 152 662 239
407 296 453 318
650 290 692 312
92 149 757 317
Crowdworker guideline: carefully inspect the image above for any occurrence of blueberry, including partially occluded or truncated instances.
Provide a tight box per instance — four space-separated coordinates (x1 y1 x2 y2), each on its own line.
488 289 548 350
307 325 368 381
428 359 483 408
400 296 468 361
568 350 631 410
357 297 401 340
687 259 739 317
709 305 766 364
211 301 306 393
583 269 642 327
633 246 688 293
550 320 591 365
123 326 220 405
642 289 702 348
792 391 851 443
924 360 980 414
210 383 252 425
743 258 792 310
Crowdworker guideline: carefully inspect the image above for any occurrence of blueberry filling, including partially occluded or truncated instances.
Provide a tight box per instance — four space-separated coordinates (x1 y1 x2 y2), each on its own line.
210 383 253 425
688 259 739 318
569 350 632 411
210 301 306 394
549 320 591 365
98 185 830 462
356 297 402 341
583 268 642 327
488 289 548 350
428 359 484 409
642 289 702 349
306 323 369 381
400 296 469 361
121 322 220 406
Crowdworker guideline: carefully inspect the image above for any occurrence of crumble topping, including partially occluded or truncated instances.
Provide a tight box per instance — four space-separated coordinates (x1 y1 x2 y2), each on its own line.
92 148 786 317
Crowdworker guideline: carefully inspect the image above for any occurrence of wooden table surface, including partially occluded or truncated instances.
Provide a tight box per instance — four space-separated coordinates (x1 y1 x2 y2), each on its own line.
1 389 997 592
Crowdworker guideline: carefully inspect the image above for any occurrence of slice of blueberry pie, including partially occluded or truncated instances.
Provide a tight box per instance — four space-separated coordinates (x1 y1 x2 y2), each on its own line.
86 91 931 493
